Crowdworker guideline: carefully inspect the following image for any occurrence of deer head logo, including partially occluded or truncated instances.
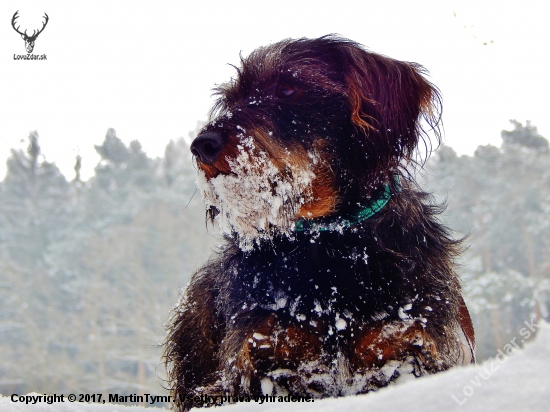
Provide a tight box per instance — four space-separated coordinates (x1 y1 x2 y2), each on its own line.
12 11 49 54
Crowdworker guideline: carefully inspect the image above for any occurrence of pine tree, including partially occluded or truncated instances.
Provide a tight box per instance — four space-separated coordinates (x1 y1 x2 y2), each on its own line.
0 132 75 393
501 120 549 152
0 132 70 267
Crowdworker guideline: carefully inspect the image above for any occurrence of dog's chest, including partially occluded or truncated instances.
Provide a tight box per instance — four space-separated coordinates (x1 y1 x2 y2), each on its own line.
218 233 416 331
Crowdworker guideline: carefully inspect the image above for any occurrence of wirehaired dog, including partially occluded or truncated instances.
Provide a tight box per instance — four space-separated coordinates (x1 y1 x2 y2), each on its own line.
164 35 475 410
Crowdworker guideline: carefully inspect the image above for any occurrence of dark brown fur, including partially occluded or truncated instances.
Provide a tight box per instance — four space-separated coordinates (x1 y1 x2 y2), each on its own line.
164 35 475 411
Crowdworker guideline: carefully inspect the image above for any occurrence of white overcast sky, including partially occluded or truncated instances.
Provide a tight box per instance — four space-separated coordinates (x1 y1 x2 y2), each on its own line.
1 0 548 180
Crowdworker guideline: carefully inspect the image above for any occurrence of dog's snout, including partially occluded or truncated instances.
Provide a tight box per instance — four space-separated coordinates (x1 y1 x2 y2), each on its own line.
190 131 224 164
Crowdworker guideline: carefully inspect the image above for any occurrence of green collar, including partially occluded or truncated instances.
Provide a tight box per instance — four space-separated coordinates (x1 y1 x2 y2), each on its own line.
295 184 392 232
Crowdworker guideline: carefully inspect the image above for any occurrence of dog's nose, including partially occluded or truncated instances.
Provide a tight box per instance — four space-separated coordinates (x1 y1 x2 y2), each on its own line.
190 131 224 164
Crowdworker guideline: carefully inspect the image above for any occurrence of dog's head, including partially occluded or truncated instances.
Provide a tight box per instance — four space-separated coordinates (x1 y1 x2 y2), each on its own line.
190 35 441 250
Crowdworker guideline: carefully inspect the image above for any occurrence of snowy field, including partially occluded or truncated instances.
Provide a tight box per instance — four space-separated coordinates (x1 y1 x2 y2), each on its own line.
2 321 548 411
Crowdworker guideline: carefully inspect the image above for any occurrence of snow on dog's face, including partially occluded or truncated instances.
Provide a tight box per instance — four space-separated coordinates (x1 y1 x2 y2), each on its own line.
190 37 440 251
195 132 316 251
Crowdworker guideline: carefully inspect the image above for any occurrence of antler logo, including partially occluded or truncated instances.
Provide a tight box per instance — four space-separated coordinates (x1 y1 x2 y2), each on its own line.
11 11 49 54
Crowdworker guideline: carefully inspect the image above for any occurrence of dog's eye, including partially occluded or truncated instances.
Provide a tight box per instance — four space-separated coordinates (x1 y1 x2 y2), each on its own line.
276 83 297 98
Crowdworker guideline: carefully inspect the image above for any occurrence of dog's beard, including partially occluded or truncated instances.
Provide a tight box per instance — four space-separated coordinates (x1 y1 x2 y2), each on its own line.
196 136 314 251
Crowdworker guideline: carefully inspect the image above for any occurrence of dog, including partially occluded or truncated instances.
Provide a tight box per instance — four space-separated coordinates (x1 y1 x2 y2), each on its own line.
164 35 475 411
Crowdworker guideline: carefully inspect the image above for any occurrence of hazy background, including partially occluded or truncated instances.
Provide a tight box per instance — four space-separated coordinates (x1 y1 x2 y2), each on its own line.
0 0 549 407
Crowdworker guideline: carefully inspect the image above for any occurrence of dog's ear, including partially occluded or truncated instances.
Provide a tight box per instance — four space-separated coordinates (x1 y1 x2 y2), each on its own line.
345 49 441 171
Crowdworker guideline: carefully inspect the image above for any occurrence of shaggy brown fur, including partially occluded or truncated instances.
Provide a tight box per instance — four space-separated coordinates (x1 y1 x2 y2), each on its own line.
164 35 475 411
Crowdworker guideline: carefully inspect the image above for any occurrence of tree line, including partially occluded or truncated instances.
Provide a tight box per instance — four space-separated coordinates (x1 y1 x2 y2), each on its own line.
0 121 548 401
0 128 210 403
425 120 550 359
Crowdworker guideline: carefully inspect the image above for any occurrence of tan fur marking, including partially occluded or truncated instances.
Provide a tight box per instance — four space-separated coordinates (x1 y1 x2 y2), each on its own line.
298 139 339 218
346 75 378 132
351 320 438 369
246 315 323 370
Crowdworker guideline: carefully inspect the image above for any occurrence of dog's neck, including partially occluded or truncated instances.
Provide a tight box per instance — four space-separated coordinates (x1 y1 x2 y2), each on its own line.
295 183 392 232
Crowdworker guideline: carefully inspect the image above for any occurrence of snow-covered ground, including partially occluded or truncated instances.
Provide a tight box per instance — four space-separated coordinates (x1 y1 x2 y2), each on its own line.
2 321 549 411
